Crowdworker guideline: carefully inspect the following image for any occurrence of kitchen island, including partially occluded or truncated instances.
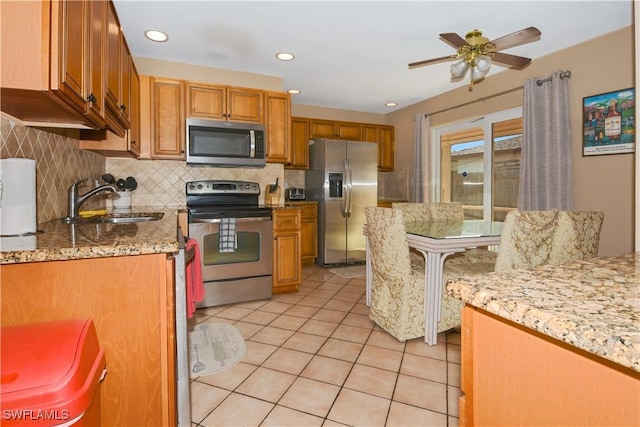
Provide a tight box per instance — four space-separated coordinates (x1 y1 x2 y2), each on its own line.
447 252 639 426
0 208 180 427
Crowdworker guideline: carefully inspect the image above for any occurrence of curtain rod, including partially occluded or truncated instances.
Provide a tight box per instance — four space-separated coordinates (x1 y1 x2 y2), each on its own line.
427 85 523 117
427 69 573 118
536 70 572 86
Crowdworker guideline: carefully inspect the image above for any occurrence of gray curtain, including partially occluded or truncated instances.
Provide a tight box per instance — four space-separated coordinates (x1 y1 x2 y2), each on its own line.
518 71 573 210
412 113 431 202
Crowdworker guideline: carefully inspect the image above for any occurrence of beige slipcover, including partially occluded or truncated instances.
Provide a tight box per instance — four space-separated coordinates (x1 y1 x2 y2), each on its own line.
364 207 426 341
549 210 604 264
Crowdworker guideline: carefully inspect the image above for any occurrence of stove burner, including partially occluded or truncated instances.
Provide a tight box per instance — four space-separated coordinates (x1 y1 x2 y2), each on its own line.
186 180 271 221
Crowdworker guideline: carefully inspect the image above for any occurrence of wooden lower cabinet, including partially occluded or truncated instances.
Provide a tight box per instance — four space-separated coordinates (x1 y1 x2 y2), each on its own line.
286 202 317 266
460 306 640 426
272 208 302 294
1 254 176 427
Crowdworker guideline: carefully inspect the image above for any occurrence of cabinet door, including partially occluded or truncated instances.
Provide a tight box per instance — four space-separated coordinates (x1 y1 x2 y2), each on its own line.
185 83 226 119
300 204 318 265
151 78 185 159
287 117 310 170
336 121 362 140
119 35 131 127
57 0 88 114
273 210 302 293
363 124 380 143
227 88 263 122
85 0 106 128
104 2 120 119
379 125 395 171
128 62 141 157
265 91 291 164
309 119 337 139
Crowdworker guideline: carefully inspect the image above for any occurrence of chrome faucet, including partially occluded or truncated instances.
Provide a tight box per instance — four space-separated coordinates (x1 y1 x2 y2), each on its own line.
66 179 118 221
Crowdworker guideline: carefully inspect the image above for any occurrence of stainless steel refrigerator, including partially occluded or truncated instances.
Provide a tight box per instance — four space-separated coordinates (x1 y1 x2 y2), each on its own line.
306 139 378 266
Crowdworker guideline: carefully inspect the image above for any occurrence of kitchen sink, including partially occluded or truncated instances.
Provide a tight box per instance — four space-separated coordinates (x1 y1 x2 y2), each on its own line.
62 212 164 224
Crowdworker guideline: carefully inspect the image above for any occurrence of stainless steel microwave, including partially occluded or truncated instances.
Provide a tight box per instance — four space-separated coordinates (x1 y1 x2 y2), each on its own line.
186 118 266 167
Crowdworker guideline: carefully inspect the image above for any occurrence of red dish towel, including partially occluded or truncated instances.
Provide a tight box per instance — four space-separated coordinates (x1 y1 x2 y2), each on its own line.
185 238 204 318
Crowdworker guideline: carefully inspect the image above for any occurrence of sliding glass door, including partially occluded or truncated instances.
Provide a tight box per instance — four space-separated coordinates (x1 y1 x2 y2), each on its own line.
433 108 522 220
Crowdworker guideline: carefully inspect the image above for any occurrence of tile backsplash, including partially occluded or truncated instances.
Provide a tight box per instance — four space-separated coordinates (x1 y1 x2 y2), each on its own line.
1 114 104 223
1 112 403 225
107 159 284 208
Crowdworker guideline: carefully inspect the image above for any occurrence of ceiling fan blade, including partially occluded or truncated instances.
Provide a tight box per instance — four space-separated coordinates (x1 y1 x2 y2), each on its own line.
439 33 468 49
408 55 456 69
490 27 541 51
491 52 532 69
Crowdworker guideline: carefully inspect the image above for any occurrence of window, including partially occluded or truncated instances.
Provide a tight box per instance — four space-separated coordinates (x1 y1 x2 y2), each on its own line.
432 108 522 220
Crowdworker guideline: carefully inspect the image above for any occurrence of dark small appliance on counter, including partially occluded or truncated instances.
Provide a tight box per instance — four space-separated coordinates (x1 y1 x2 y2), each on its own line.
285 187 305 201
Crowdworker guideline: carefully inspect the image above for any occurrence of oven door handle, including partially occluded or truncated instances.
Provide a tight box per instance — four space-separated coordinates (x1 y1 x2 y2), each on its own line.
189 216 272 224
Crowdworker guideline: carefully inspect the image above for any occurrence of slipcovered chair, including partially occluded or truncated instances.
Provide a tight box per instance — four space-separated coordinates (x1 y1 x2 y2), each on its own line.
364 207 426 341
549 210 604 264
365 207 468 341
429 202 464 221
494 209 560 272
391 202 430 221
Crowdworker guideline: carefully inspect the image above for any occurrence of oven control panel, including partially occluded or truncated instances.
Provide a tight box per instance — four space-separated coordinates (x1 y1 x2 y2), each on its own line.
186 180 261 196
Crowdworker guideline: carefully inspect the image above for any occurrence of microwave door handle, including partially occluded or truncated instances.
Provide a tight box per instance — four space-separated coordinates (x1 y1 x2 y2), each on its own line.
249 130 256 158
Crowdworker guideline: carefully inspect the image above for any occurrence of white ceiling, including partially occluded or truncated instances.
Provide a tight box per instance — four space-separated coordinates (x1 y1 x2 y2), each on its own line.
113 1 633 115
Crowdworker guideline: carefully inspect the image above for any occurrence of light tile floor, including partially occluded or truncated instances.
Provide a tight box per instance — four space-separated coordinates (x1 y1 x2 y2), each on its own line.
189 264 462 427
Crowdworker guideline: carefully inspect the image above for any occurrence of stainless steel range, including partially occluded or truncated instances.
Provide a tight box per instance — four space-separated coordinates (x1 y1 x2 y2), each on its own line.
187 180 273 307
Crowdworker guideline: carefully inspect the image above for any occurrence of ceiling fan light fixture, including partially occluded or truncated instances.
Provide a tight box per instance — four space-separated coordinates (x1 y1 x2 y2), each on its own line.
470 55 492 80
450 60 470 79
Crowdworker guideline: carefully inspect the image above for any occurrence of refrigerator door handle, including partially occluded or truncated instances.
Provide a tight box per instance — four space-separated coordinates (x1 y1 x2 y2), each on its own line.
345 159 353 218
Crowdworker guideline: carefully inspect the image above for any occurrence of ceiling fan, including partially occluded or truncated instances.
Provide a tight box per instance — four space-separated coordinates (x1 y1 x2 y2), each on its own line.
409 27 542 90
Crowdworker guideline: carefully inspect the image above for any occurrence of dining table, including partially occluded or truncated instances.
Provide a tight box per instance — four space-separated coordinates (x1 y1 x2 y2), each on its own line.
365 219 504 345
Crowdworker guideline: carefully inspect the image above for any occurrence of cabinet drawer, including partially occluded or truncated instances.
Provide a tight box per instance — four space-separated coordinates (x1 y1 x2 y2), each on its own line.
274 211 301 230
300 204 317 219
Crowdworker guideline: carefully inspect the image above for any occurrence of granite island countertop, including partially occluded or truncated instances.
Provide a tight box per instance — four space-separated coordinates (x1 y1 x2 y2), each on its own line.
446 252 640 372
0 207 180 264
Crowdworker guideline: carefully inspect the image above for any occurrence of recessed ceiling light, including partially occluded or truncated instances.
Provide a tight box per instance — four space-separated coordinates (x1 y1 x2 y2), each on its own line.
276 52 295 61
385 102 398 107
287 89 301 94
145 30 168 42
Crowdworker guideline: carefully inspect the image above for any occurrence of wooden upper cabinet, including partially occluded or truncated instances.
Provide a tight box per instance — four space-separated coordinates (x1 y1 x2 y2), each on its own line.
379 125 395 171
185 83 263 123
150 77 185 159
287 117 310 170
227 87 263 122
265 91 291 164
104 2 121 123
0 0 109 128
336 121 362 140
186 83 226 119
363 124 379 143
128 62 141 157
104 2 132 137
86 0 106 128
309 119 363 140
58 0 89 116
309 119 337 139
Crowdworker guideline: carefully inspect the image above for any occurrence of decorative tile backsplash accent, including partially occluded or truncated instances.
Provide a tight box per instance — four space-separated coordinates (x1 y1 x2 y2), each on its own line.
106 158 284 208
1 114 105 223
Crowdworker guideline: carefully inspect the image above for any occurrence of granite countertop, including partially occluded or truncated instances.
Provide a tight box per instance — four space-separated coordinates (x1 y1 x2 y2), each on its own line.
0 207 180 264
447 252 639 372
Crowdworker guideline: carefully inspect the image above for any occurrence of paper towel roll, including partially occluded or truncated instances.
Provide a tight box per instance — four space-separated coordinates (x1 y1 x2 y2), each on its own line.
0 158 37 236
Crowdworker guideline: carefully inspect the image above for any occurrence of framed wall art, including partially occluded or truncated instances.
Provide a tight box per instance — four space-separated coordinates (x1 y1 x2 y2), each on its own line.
582 88 635 156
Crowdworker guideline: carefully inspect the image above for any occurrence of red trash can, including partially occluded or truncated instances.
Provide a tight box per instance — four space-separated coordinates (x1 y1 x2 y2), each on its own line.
1 319 106 426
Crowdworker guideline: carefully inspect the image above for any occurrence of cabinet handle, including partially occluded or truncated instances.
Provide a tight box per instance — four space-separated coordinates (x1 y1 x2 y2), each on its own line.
120 104 126 111
87 93 97 103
